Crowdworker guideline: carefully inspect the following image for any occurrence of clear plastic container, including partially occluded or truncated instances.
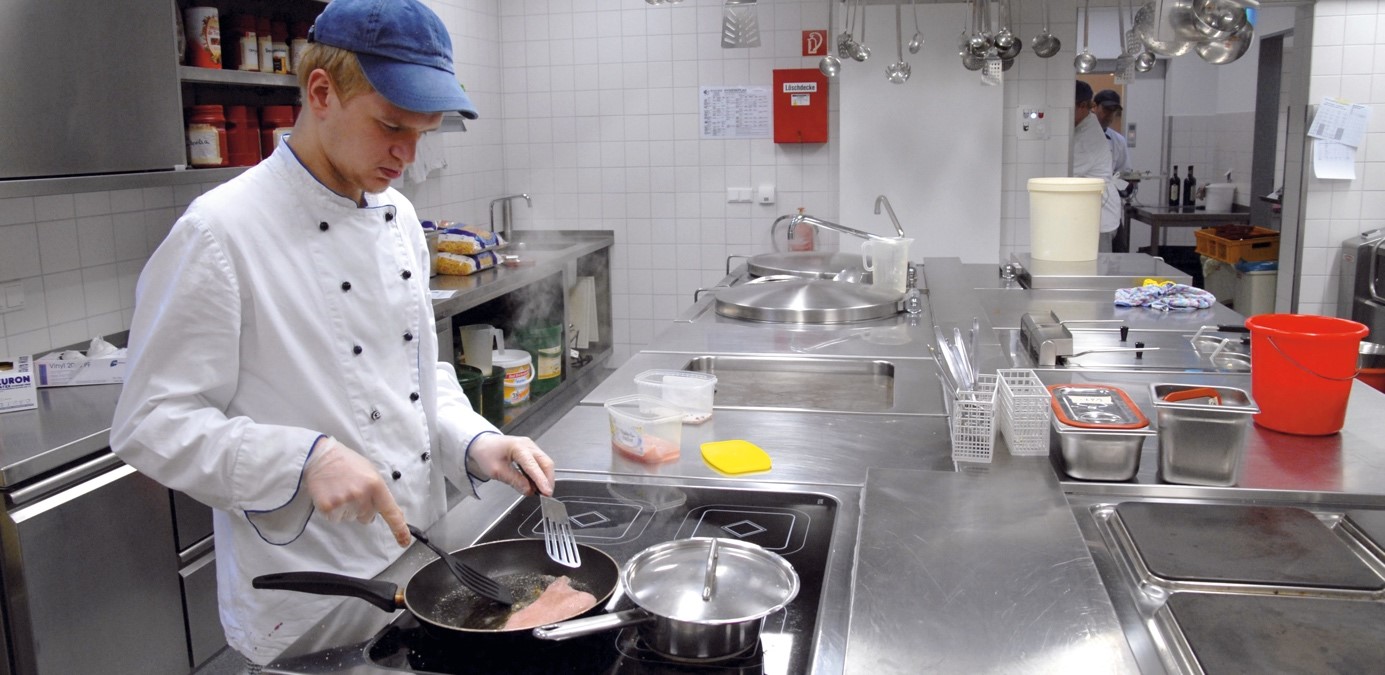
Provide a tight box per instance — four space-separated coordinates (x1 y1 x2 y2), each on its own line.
633 369 717 424
604 394 683 463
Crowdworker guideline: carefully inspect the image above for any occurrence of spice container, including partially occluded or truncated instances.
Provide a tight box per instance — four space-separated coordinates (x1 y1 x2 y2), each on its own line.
1048 384 1155 481
257 16 274 74
270 21 290 74
224 105 261 167
1149 383 1259 486
229 14 258 71
186 105 228 168
290 22 311 74
183 6 221 68
259 106 295 159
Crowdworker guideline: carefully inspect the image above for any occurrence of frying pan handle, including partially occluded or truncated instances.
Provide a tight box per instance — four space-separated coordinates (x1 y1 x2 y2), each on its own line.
531 608 654 641
252 572 402 613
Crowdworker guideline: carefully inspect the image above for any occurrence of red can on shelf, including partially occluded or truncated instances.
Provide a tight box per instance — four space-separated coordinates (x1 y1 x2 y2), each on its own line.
186 105 228 168
183 6 222 69
224 105 262 167
259 106 296 160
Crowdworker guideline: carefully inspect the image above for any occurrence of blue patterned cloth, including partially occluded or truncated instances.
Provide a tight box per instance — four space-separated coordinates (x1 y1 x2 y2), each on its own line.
1114 282 1216 311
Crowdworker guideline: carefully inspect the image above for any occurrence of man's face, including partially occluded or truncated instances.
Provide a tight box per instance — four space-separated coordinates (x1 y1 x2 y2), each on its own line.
318 89 444 198
1094 104 1119 129
1074 101 1092 126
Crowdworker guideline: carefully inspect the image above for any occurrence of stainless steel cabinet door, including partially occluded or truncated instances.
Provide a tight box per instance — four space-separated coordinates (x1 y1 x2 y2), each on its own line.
0 0 185 179
2 463 188 674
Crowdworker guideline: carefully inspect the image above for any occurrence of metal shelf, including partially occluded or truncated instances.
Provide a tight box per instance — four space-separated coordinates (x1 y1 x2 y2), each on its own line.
179 66 297 88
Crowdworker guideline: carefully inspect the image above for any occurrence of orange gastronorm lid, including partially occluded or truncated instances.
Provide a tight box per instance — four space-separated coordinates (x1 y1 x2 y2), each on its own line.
1047 384 1150 430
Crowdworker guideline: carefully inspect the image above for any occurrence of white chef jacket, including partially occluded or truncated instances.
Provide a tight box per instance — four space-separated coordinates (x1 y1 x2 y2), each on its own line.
1071 114 1122 234
111 142 499 664
1106 127 1131 175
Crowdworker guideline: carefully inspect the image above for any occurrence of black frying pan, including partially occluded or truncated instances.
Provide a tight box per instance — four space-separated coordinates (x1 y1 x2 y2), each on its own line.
253 538 619 643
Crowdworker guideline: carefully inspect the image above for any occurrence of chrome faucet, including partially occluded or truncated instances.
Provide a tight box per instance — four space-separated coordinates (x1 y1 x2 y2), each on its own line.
783 213 893 243
489 194 532 243
873 195 906 238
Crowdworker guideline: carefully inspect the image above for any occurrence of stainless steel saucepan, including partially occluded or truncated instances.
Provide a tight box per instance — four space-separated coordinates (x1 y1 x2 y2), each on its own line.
533 537 799 661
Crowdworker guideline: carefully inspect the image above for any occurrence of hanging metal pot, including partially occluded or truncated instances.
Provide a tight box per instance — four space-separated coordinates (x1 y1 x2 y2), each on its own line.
1195 20 1254 64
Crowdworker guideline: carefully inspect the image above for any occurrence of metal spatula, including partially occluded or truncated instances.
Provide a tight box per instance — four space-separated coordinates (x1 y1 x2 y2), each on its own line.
407 524 513 605
524 473 582 568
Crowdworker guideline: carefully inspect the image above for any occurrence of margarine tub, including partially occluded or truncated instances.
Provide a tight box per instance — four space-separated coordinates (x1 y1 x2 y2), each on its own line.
492 349 533 407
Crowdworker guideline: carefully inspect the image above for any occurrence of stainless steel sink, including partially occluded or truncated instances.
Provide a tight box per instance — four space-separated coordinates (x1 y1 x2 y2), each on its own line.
682 355 895 413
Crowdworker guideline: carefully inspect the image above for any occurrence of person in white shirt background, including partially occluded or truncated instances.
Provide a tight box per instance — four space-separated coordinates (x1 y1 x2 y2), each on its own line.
110 0 557 670
1072 81 1122 252
1094 89 1134 252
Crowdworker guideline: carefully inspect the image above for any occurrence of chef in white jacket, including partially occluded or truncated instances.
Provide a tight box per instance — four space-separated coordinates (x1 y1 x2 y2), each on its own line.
1072 81 1123 252
110 0 553 668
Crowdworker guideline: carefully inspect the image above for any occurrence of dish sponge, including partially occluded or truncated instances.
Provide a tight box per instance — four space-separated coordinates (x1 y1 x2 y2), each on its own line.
700 440 771 475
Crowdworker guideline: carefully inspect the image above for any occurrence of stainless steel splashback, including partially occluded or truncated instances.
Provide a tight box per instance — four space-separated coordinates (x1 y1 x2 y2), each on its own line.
0 0 186 179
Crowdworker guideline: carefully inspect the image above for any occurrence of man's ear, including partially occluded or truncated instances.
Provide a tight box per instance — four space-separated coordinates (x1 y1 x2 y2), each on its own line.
304 69 335 115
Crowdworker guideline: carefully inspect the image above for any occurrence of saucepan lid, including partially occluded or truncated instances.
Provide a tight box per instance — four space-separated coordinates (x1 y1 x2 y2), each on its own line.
621 537 799 624
1048 384 1150 430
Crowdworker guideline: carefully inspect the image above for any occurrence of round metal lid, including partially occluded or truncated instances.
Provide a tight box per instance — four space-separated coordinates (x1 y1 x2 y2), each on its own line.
622 538 799 624
714 279 901 323
747 251 869 281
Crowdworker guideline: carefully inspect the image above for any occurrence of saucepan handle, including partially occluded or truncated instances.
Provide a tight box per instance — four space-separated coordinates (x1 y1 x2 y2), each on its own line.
532 608 654 641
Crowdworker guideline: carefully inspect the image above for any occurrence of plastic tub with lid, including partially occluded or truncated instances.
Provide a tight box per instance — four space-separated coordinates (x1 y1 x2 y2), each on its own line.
492 349 533 407
634 369 717 424
1027 177 1105 262
604 394 682 463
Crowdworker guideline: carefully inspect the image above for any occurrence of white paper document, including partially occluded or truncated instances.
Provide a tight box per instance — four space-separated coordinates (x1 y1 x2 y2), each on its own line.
1313 140 1357 180
429 290 458 301
699 86 771 139
1309 99 1370 148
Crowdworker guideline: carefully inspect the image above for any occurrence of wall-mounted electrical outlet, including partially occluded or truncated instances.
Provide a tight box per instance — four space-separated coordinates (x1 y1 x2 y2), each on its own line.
1 281 23 314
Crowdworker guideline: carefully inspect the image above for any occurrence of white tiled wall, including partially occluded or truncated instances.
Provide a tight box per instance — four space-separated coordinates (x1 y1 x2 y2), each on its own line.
1302 0 1385 317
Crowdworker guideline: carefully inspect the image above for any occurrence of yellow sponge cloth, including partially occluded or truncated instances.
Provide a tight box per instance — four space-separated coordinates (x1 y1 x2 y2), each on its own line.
700 440 771 475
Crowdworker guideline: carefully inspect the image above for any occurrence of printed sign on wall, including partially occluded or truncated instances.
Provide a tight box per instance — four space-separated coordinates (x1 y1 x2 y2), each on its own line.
802 30 827 56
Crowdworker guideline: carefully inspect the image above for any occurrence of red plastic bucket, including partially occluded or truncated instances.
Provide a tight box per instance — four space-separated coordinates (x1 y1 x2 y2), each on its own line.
1245 314 1368 435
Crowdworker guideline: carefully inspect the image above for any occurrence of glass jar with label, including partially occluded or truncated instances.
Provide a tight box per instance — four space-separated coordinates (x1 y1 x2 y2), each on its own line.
259 106 295 160
186 105 228 168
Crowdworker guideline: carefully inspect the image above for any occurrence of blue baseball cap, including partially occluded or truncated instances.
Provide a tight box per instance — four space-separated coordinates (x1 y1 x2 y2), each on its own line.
308 0 478 119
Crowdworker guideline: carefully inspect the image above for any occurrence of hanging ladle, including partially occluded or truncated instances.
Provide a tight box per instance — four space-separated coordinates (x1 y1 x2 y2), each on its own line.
887 1 911 83
1032 0 1061 58
852 0 872 62
908 0 924 54
1075 0 1098 73
820 0 842 76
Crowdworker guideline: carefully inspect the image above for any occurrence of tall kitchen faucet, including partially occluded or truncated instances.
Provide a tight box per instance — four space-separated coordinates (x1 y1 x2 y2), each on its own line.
874 195 906 238
489 194 532 243
779 213 895 244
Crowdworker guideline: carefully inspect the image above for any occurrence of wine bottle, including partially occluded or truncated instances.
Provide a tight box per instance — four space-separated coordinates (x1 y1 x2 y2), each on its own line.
1182 165 1196 208
1168 166 1180 207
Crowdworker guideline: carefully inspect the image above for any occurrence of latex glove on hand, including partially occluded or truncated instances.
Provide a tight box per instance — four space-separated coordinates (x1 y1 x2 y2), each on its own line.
468 434 556 496
304 437 411 548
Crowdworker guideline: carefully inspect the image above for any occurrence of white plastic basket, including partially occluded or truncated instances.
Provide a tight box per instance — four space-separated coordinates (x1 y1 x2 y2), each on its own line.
949 374 998 463
997 369 1052 456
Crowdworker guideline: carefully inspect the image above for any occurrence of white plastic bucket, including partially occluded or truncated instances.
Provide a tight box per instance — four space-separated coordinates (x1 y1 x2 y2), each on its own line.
493 349 533 406
1027 177 1105 262
1204 183 1235 213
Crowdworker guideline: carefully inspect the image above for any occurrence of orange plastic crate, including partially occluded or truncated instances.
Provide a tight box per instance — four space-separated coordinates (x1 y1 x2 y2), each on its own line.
1194 226 1280 264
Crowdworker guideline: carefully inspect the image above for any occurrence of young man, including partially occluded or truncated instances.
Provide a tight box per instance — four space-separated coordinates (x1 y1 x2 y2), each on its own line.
111 0 553 667
1093 89 1134 251
1072 81 1122 252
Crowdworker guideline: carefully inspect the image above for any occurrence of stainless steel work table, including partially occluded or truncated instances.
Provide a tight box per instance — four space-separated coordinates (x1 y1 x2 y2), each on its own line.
1128 204 1251 256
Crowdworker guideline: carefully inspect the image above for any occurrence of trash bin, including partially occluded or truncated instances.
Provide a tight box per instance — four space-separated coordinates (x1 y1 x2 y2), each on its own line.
1234 260 1278 317
1200 255 1237 307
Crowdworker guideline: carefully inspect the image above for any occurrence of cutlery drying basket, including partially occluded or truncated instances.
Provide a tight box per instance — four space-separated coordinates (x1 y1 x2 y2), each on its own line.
949 374 998 463
998 369 1052 456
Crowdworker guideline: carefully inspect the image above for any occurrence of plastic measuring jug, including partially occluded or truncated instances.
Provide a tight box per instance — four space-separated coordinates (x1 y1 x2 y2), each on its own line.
861 237 914 295
458 324 503 372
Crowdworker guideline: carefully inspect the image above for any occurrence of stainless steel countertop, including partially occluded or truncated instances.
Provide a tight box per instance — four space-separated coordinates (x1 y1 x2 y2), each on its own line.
845 464 1139 673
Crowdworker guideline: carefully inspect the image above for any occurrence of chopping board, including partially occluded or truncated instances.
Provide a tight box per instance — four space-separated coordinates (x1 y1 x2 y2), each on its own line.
1167 593 1385 674
1115 503 1384 590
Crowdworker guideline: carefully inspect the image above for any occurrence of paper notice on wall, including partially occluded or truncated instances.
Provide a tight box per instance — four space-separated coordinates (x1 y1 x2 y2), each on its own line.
699 86 771 139
1313 140 1357 180
1309 98 1369 148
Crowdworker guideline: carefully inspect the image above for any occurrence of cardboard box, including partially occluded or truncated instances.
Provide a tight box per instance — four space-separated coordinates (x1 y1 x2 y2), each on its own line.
0 356 38 413
35 352 126 387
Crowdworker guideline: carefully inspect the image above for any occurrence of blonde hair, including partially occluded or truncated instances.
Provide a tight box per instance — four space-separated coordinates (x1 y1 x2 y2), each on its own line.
296 43 374 103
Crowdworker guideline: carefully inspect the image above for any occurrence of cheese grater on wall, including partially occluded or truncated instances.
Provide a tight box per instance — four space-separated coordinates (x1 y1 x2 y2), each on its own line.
722 0 761 48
